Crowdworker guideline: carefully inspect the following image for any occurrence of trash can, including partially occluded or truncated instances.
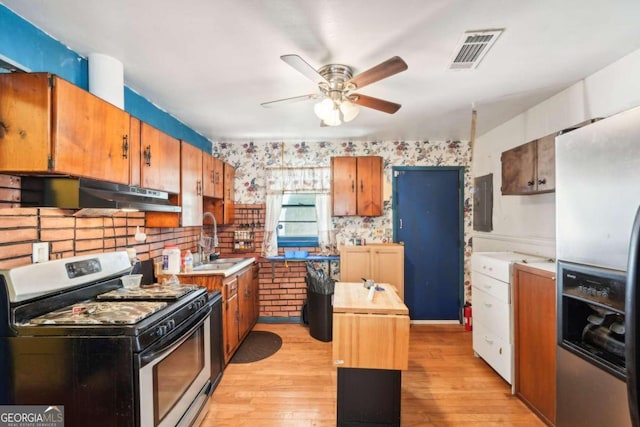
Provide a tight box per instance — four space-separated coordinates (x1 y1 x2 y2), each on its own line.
305 263 335 342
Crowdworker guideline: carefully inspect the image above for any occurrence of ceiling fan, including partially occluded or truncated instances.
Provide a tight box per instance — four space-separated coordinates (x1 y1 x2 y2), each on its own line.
261 54 408 126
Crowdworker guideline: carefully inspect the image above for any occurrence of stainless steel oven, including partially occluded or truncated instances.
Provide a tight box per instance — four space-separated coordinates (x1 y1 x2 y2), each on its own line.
0 251 213 427
138 309 211 427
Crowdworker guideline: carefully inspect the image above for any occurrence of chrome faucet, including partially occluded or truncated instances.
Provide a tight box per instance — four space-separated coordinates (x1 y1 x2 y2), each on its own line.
200 211 219 263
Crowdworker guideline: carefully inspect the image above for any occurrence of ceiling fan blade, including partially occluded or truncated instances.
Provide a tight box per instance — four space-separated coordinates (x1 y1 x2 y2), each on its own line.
351 94 401 114
280 54 328 85
347 56 408 90
261 93 321 108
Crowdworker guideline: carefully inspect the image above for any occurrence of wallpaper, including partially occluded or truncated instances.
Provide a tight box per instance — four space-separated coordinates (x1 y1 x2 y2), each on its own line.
214 139 474 300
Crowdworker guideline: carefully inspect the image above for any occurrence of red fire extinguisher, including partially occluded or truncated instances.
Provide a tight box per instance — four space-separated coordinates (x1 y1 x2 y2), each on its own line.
463 303 472 331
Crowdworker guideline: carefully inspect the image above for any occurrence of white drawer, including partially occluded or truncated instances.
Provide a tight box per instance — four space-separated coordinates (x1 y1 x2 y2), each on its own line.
473 320 512 384
471 270 509 303
472 253 512 282
472 286 511 342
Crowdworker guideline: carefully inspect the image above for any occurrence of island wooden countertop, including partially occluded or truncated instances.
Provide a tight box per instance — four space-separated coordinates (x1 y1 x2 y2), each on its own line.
332 282 409 370
333 282 408 316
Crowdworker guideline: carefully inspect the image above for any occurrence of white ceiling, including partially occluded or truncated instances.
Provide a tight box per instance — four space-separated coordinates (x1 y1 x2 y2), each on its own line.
3 0 640 143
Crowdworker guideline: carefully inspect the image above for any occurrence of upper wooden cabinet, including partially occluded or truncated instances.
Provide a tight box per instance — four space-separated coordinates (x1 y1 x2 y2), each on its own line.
140 122 180 194
180 142 204 227
203 154 224 198
222 162 235 224
0 73 131 184
147 141 204 228
128 117 142 187
501 134 555 195
209 162 235 225
332 156 383 216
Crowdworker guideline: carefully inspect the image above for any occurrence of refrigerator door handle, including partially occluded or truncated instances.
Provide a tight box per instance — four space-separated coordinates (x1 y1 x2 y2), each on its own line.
626 205 640 427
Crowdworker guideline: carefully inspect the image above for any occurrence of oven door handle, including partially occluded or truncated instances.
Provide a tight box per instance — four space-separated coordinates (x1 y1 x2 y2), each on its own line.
140 307 211 366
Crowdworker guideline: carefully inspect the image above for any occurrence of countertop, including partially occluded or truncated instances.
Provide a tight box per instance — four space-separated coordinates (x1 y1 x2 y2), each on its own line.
515 260 556 273
333 282 408 315
265 255 339 261
168 257 256 278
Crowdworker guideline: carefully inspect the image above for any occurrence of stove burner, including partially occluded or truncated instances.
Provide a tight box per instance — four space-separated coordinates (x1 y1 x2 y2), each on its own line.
29 301 168 325
97 284 197 301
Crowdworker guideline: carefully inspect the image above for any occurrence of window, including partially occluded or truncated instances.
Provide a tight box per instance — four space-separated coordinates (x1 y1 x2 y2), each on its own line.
277 193 318 247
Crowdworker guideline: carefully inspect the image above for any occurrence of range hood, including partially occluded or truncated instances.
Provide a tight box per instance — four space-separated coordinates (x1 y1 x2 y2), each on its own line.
39 177 181 214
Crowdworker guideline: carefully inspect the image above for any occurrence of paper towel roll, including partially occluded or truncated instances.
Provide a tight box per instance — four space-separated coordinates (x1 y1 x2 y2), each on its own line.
88 53 124 108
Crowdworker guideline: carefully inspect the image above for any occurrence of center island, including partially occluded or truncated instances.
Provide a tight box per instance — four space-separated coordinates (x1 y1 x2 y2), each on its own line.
332 281 410 426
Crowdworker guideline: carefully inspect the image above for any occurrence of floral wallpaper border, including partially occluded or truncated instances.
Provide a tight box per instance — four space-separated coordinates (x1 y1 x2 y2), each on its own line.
215 140 474 302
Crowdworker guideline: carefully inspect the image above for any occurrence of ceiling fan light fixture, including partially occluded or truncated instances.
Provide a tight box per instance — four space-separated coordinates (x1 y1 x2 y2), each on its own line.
340 100 360 122
323 107 342 126
314 98 342 126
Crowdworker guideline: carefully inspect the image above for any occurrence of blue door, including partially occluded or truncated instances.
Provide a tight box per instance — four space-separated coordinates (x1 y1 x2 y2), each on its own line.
393 167 463 320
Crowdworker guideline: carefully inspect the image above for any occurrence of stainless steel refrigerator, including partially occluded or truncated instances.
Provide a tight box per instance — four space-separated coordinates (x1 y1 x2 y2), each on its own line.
556 105 640 427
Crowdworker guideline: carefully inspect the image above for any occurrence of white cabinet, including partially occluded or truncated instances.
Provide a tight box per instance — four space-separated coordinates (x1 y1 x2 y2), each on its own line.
471 252 545 385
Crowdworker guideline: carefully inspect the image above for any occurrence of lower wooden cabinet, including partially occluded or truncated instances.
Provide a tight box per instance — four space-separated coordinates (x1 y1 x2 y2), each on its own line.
223 274 240 361
178 263 258 364
513 263 556 426
238 263 259 340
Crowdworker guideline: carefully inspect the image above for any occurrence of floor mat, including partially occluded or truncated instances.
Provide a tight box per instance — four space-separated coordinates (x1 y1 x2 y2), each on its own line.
229 330 283 364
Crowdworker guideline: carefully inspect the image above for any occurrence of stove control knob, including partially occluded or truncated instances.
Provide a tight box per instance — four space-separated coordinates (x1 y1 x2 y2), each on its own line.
167 319 176 330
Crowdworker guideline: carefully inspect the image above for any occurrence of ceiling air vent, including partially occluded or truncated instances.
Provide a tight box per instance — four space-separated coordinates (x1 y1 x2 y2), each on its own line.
449 29 503 70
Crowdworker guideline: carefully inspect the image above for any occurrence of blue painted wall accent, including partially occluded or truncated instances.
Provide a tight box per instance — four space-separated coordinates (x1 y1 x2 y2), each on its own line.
0 6 87 87
0 5 211 151
125 88 211 150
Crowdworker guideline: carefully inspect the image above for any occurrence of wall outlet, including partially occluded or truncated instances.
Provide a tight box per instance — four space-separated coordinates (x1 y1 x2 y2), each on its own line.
374 227 385 237
32 242 49 264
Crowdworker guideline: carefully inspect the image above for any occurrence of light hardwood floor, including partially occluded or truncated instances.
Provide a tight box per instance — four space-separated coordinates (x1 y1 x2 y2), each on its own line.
203 323 544 426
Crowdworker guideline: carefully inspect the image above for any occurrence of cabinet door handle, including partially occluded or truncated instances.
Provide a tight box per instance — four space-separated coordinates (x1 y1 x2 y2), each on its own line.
538 178 546 185
399 219 403 229
121 135 129 159
144 145 152 166
351 180 355 193
360 180 364 193
484 337 494 345
484 284 492 290
197 180 202 195
527 180 535 186
483 302 492 308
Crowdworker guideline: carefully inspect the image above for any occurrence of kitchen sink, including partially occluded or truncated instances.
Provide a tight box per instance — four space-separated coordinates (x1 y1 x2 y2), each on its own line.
211 257 247 264
193 262 236 271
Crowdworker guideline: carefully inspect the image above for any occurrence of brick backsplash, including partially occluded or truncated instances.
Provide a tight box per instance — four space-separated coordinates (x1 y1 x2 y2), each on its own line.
0 201 311 321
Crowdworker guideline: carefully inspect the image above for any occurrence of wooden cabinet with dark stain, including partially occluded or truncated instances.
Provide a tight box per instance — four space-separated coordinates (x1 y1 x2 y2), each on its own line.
501 134 555 195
